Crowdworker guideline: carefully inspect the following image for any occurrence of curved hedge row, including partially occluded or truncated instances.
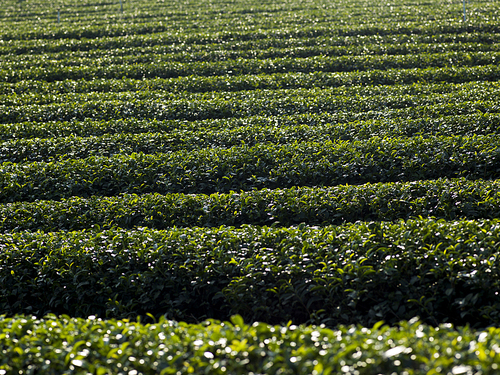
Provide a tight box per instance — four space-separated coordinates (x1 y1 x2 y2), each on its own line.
1 88 498 124
3 20 500 44
1 178 499 232
2 218 500 327
4 51 500 82
1 110 499 142
3 65 500 97
6 39 500 70
3 79 500 108
2 111 500 162
6 41 500 70
1 135 499 202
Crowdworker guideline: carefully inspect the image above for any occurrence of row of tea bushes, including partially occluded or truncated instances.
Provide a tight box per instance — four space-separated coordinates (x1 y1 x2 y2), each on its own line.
3 65 500 96
4 51 500 82
5 39 500 68
1 314 499 375
0 68 500 101
5 40 500 70
3 20 500 45
2 111 500 163
3 80 500 109
1 135 499 201
1 178 499 232
1 218 500 326
1 110 499 142
1 92 497 124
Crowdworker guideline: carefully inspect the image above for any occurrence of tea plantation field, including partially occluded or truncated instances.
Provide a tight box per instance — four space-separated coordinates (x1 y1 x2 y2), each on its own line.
2 0 500 373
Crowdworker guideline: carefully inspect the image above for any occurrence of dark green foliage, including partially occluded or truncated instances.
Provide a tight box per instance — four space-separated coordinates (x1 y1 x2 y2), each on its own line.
3 65 500 97
0 77 499 111
1 178 500 232
4 51 500 83
2 109 500 163
1 82 499 123
1 134 500 202
1 218 500 327
1 110 499 144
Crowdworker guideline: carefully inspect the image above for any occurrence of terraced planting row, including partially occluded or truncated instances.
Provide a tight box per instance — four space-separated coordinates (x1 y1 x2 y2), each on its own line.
2 0 500 372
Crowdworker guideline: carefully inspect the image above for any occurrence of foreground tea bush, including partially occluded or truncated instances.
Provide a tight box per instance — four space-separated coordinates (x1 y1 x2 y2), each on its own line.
1 314 499 374
2 218 500 327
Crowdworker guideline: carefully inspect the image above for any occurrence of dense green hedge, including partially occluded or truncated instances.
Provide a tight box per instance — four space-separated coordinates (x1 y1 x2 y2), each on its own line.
1 135 499 202
1 314 499 374
5 47 500 72
2 218 500 327
3 51 500 83
3 65 500 96
5 39 500 69
1 110 499 144
3 18 500 44
0 79 500 110
3 78 498 108
1 178 499 232
2 111 500 163
1 91 497 124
